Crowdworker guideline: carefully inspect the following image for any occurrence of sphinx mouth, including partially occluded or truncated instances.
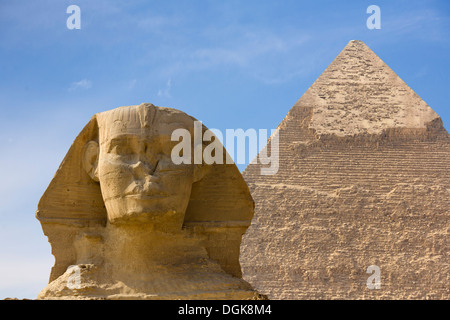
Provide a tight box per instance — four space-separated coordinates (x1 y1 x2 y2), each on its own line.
124 193 168 200
104 182 170 201
105 190 169 201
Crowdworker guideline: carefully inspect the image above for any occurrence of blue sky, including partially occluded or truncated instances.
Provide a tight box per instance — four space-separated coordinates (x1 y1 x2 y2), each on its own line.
0 0 449 298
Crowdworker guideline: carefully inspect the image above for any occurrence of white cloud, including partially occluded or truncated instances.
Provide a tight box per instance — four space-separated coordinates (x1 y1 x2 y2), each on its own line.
128 79 137 89
157 78 172 98
382 9 449 42
69 79 92 91
176 31 313 84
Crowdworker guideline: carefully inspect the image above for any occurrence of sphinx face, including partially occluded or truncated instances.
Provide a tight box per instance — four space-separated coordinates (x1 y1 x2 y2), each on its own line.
95 106 197 228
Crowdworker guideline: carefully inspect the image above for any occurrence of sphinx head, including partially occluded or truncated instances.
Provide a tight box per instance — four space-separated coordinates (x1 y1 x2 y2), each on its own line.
82 104 206 229
36 103 254 282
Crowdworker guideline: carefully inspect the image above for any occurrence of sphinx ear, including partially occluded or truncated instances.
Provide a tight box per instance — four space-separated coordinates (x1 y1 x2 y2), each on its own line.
82 141 100 182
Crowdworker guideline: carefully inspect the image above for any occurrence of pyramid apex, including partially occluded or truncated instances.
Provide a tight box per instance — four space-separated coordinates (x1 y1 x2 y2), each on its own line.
345 39 370 49
288 41 441 136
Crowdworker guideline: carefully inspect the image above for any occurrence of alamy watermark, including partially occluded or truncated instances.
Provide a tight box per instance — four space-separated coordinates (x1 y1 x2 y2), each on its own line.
171 121 279 175
66 265 81 289
366 265 381 289
366 5 381 30
66 5 81 30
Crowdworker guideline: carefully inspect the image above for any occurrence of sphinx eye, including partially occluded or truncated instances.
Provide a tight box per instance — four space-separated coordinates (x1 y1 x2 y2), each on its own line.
107 139 134 155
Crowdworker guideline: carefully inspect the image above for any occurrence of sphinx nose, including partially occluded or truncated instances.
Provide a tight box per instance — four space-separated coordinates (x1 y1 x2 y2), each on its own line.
131 160 156 179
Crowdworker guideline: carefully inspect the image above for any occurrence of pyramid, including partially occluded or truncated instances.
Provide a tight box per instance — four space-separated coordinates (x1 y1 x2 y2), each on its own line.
240 40 450 299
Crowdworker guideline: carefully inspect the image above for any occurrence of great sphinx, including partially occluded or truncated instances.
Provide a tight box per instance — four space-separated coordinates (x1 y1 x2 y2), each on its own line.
36 103 261 299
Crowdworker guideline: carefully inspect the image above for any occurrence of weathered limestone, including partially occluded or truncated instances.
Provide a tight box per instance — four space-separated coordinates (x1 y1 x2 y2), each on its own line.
37 103 263 300
240 40 450 299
